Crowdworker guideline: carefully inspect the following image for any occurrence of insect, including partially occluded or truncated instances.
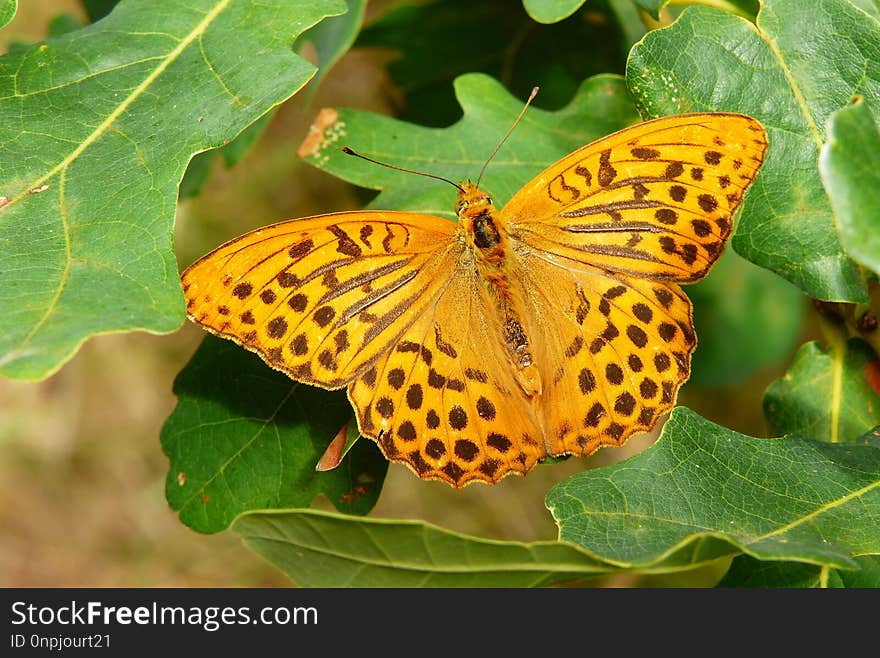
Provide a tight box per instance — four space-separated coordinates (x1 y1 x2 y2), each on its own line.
181 96 767 487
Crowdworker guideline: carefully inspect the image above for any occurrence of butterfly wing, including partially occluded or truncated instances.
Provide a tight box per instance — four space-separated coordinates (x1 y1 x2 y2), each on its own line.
181 211 460 389
511 250 693 456
347 255 546 487
502 113 767 282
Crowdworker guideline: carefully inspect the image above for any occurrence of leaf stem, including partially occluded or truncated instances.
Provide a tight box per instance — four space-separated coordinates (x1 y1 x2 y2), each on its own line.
819 565 830 588
817 313 847 444
812 278 880 360
636 7 668 30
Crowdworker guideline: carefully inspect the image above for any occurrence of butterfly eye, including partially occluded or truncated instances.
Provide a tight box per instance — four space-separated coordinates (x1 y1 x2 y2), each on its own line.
486 197 493 205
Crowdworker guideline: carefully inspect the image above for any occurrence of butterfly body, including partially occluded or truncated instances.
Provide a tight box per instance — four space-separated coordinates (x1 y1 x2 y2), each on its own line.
182 112 768 487
455 181 543 398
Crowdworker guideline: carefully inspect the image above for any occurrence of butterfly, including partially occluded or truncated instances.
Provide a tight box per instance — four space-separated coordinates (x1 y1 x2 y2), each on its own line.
181 110 767 487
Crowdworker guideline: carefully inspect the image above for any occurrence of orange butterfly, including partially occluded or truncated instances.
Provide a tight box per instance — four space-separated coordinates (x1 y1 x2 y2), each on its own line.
181 107 767 487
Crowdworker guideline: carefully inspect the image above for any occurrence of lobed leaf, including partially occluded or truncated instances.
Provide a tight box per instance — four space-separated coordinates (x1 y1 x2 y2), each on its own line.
0 0 346 380
763 338 880 443
161 336 387 534
300 72 640 216
819 96 880 276
546 407 880 570
627 0 880 302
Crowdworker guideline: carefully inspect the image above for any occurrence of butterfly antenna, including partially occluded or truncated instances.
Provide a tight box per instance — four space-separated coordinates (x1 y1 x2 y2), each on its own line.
341 147 465 194
476 86 539 187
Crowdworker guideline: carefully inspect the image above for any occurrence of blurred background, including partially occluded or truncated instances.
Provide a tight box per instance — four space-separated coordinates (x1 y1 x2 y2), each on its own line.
0 0 815 586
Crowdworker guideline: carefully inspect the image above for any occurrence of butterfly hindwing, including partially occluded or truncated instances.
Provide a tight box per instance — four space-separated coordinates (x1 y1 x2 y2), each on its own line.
348 263 546 486
503 113 767 282
513 251 694 456
181 211 459 388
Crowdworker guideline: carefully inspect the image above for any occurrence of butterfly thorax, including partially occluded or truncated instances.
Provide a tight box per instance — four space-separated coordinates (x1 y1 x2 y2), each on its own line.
456 182 542 398
455 181 500 249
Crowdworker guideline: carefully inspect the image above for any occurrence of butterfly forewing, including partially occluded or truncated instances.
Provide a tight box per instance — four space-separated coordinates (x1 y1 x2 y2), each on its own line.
181 211 459 388
502 113 767 282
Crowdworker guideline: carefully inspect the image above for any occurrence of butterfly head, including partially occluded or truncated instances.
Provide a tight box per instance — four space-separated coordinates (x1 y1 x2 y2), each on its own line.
455 181 494 221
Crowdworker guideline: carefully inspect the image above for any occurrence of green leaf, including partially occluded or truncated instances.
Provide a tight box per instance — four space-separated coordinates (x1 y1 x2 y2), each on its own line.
161 336 387 534
0 0 16 30
522 0 584 23
627 0 879 302
546 407 880 570
688 249 805 386
232 508 619 587
296 0 365 102
763 338 880 443
82 0 120 22
719 555 880 587
302 72 640 215
0 0 346 381
820 96 880 276
47 13 82 38
357 0 632 126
